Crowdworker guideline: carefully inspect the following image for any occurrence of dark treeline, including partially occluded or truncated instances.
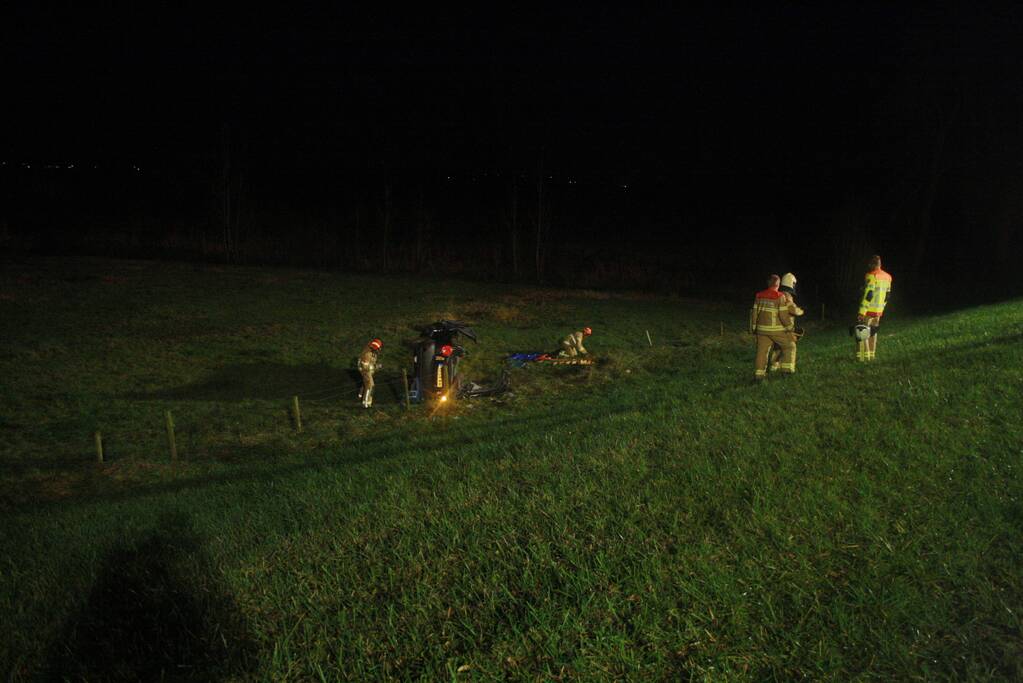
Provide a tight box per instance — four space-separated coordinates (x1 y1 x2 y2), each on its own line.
3 142 1020 314
3 5 1022 311
1 158 707 289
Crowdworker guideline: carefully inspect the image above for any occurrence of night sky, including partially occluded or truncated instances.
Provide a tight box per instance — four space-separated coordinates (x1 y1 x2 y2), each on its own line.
6 5 999 168
4 3 1023 301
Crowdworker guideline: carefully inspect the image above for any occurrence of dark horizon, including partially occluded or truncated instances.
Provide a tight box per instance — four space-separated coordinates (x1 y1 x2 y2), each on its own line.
4 3 1022 307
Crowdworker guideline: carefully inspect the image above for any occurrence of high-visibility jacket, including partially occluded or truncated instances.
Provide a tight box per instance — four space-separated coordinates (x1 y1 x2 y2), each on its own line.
357 345 380 373
858 268 893 317
561 331 588 355
749 287 787 333
778 292 804 331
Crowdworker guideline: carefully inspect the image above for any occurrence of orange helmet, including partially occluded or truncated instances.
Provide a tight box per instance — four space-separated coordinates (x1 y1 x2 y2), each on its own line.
368 338 383 351
582 326 592 336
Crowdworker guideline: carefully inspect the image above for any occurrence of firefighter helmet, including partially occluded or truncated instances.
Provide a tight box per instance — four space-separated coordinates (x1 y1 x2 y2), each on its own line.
369 338 383 351
582 326 592 336
852 324 870 342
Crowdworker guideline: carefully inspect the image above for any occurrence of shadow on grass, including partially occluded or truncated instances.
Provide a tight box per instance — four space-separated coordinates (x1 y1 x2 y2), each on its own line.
127 361 404 405
46 513 255 681
128 361 355 402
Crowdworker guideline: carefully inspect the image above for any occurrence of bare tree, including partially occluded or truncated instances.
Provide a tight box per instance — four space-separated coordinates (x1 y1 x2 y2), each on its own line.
910 88 961 280
219 123 233 261
381 180 392 271
217 123 245 263
535 149 545 282
992 177 1023 265
416 184 428 272
352 203 363 270
826 195 875 308
509 176 519 277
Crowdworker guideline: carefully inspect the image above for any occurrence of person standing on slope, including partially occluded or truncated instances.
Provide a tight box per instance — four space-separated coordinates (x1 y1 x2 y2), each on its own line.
750 274 796 381
856 255 893 362
769 272 805 372
357 338 383 407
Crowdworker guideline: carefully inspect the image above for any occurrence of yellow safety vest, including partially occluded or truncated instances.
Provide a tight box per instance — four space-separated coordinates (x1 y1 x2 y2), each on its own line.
858 268 892 317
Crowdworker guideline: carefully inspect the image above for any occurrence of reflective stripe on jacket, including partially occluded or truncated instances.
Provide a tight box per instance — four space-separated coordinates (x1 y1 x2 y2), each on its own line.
858 268 892 317
562 331 588 354
778 292 804 331
358 346 379 372
750 288 786 333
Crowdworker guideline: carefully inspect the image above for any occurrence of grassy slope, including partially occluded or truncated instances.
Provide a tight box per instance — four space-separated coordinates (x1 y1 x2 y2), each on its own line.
1 257 1021 680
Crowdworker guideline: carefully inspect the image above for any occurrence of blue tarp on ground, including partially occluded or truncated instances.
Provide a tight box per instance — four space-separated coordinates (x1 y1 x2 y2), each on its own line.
506 352 554 368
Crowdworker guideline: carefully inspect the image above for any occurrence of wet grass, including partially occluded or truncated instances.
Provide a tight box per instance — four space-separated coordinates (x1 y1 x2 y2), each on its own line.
1 256 1021 680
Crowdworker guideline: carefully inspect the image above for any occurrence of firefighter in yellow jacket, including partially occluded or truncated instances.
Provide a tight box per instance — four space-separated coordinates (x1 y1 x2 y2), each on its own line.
751 274 797 380
856 255 893 361
560 326 592 357
357 338 383 407
770 272 804 371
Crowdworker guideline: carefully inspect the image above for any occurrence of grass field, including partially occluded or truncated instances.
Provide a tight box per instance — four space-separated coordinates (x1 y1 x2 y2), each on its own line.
1 256 1021 681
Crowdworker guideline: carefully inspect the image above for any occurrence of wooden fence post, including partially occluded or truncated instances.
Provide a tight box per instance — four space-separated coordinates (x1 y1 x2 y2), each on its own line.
292 396 303 432
402 368 411 409
165 411 178 462
94 431 104 464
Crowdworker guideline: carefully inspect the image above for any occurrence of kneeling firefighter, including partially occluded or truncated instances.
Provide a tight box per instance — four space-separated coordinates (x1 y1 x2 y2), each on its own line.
357 338 383 407
769 272 805 372
750 274 797 381
560 326 592 357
